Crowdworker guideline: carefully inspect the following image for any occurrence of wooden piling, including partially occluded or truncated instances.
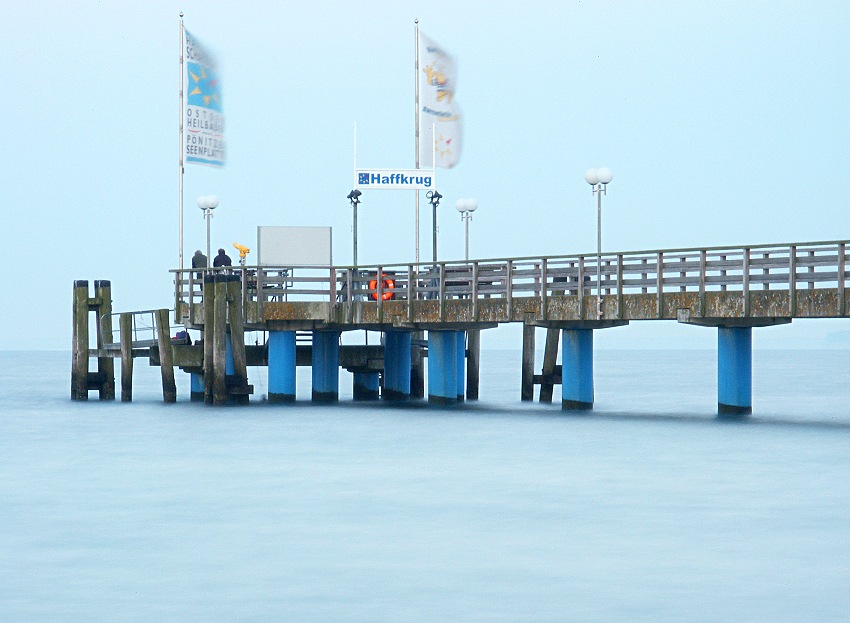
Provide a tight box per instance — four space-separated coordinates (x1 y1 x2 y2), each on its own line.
203 275 215 404
71 280 89 400
466 329 480 401
120 312 133 402
521 322 535 401
94 280 115 400
212 276 229 405
226 275 250 404
155 308 176 403
539 328 560 403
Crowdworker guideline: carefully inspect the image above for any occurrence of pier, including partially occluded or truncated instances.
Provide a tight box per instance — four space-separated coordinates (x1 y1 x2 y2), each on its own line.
73 239 848 415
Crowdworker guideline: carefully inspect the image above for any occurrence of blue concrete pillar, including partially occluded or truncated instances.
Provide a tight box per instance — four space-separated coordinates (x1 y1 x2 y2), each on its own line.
312 331 340 403
562 329 594 410
456 331 466 401
190 372 204 402
353 371 380 401
383 331 412 401
428 331 457 405
225 331 234 375
718 326 752 416
268 330 296 403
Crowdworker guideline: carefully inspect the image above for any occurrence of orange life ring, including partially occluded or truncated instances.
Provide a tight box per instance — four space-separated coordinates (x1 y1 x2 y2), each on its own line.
369 274 395 300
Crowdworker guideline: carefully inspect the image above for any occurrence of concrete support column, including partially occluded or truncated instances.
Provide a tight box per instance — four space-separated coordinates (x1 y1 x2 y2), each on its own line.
428 331 457 405
190 373 204 402
353 372 380 401
456 331 466 401
383 331 412 401
268 330 296 403
225 331 234 375
312 331 340 403
718 326 752 416
562 329 594 410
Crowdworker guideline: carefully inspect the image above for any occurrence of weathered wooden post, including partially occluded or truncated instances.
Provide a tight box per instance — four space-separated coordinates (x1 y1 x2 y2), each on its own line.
94 280 115 400
212 275 229 405
521 320 535 401
226 274 250 404
155 308 177 403
203 275 216 404
466 329 480 401
71 280 90 400
539 328 560 403
120 312 133 402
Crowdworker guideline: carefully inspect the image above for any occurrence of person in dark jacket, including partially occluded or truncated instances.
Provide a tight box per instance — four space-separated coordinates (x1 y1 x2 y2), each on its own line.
191 249 207 279
213 248 232 268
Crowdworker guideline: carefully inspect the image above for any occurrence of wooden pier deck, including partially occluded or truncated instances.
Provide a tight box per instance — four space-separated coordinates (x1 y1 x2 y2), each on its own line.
72 239 849 409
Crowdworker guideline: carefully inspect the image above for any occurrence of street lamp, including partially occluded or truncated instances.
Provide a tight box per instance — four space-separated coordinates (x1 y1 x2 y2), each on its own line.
197 194 219 267
427 190 443 262
347 189 362 266
455 198 479 262
584 167 613 318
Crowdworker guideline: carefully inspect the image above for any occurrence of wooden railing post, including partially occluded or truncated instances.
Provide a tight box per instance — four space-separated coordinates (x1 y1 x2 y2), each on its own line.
541 258 548 320
699 250 707 317
472 261 479 321
838 242 847 316
376 266 384 324
578 257 585 320
438 263 446 321
743 248 751 317
506 260 514 319
616 254 624 319
407 264 415 322
789 245 797 316
656 252 664 318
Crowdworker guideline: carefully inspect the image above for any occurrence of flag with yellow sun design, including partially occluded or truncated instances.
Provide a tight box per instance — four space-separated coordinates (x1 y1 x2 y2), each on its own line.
184 30 225 167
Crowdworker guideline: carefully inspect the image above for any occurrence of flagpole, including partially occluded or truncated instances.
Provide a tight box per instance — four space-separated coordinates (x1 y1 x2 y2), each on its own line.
414 18 420 266
178 12 185 270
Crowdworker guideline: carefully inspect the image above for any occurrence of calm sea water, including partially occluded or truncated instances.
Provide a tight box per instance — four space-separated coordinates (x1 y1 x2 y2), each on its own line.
2 349 849 622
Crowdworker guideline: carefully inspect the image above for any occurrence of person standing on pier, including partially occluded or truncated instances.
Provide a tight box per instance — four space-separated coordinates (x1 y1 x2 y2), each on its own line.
213 248 232 269
192 249 207 278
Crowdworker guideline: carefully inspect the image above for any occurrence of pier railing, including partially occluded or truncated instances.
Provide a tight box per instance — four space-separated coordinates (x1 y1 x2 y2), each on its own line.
172 240 848 321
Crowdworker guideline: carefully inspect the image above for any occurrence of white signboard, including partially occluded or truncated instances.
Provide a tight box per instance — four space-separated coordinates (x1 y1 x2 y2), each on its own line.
355 168 436 190
257 226 332 266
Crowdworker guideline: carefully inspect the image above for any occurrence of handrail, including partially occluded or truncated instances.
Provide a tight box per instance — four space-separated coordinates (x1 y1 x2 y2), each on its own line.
169 239 849 312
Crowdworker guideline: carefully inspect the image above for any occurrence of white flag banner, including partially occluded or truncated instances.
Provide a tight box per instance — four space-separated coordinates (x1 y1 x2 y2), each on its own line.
184 30 225 167
418 31 462 169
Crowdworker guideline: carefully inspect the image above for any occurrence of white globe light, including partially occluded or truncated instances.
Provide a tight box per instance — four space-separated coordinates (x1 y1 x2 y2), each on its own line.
197 195 208 210
207 195 220 209
467 199 478 212
596 167 613 184
584 168 599 185
455 199 466 213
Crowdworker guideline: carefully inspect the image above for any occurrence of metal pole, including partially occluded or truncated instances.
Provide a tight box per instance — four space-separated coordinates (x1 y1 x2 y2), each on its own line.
597 186 602 318
205 209 211 267
432 202 438 262
353 202 358 266
464 213 470 262
178 13 185 270
414 19 420 266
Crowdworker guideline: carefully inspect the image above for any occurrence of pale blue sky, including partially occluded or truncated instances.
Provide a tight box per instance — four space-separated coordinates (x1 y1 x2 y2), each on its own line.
1 0 848 349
